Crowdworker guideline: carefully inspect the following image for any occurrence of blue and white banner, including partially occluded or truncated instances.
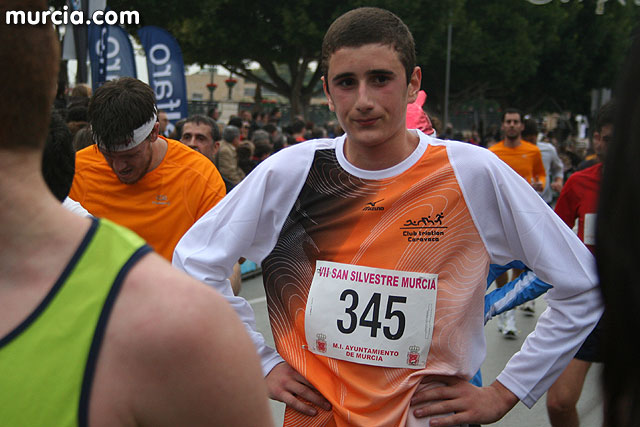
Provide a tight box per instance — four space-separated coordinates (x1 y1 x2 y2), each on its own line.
88 22 108 89
138 26 188 124
62 0 106 83
88 23 137 90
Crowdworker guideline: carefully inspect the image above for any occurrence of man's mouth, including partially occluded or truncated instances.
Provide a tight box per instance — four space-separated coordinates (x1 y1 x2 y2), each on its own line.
355 117 379 126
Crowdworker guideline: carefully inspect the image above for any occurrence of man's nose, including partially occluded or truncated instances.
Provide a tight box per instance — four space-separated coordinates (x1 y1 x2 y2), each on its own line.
112 158 127 171
183 136 198 149
355 82 374 112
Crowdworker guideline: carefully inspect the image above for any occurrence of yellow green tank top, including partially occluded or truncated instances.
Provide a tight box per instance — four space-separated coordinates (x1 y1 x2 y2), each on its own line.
0 218 150 426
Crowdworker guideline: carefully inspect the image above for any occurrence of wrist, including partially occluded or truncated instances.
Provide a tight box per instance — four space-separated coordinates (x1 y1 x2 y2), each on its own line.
488 380 519 412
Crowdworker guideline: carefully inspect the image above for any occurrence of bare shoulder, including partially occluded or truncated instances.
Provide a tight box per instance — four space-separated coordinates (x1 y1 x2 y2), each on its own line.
90 252 272 427
120 251 233 328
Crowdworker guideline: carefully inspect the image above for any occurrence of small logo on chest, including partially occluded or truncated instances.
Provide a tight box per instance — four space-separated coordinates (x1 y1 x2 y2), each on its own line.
400 212 447 242
363 199 384 211
153 194 170 206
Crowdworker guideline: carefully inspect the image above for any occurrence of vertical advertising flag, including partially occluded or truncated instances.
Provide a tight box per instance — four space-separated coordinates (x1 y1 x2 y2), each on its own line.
88 24 137 90
88 23 108 89
138 26 189 124
62 0 107 83
71 0 88 83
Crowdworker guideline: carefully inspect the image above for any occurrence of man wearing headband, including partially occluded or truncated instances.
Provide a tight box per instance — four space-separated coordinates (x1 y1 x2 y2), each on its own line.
69 77 226 260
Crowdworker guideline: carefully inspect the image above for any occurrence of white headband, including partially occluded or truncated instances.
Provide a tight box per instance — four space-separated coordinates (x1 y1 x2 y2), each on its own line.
96 112 158 152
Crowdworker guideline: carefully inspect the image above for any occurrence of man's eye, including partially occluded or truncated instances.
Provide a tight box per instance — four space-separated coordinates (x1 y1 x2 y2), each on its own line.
337 78 355 88
373 75 390 84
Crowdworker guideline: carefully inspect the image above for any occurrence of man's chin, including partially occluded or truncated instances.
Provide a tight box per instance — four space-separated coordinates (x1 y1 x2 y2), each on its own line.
116 175 140 185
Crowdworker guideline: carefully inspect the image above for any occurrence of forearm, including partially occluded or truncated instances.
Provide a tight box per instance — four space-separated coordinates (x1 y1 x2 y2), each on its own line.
497 281 602 407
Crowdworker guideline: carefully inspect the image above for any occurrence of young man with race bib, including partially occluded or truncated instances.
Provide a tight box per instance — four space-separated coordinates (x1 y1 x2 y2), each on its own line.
174 7 602 426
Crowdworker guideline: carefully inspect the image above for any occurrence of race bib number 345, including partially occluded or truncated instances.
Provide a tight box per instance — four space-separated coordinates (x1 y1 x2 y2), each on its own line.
305 261 437 369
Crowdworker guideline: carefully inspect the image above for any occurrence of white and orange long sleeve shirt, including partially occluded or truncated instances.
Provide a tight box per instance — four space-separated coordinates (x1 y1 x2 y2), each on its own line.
173 131 601 427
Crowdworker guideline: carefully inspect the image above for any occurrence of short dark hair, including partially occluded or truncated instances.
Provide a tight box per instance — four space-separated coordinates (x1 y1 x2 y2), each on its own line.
228 116 243 129
595 100 616 133
0 0 59 150
291 119 306 134
169 118 187 140
522 118 538 138
184 114 221 141
254 140 273 159
236 142 253 160
42 112 74 202
501 108 523 123
321 7 415 84
66 105 88 123
73 127 94 151
88 77 157 151
263 123 277 134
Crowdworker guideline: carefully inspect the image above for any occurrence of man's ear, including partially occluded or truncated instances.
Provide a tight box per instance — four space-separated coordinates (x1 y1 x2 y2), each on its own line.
149 122 160 142
322 76 335 112
407 66 422 104
212 140 220 155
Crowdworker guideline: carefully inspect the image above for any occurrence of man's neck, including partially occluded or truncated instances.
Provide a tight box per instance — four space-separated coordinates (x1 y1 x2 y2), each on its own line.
503 136 522 148
0 151 48 233
0 150 91 286
344 128 420 171
149 137 168 173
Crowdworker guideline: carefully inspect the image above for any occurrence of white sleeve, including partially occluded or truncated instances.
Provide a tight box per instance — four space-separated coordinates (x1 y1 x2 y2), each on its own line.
62 197 92 217
447 142 602 407
173 141 323 376
549 145 564 180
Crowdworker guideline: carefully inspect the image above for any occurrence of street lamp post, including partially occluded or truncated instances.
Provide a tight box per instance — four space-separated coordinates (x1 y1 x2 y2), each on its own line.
206 82 217 104
225 76 237 100
207 66 217 104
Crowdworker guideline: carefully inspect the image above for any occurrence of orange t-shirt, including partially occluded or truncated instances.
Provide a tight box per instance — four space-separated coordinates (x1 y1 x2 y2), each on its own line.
489 140 546 189
70 138 225 260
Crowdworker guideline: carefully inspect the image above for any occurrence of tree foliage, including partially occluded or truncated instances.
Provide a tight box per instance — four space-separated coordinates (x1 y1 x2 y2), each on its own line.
107 0 638 118
424 0 638 114
110 0 345 115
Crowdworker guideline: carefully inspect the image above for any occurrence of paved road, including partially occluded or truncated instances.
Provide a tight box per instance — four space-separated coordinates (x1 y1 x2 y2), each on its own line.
239 274 603 426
